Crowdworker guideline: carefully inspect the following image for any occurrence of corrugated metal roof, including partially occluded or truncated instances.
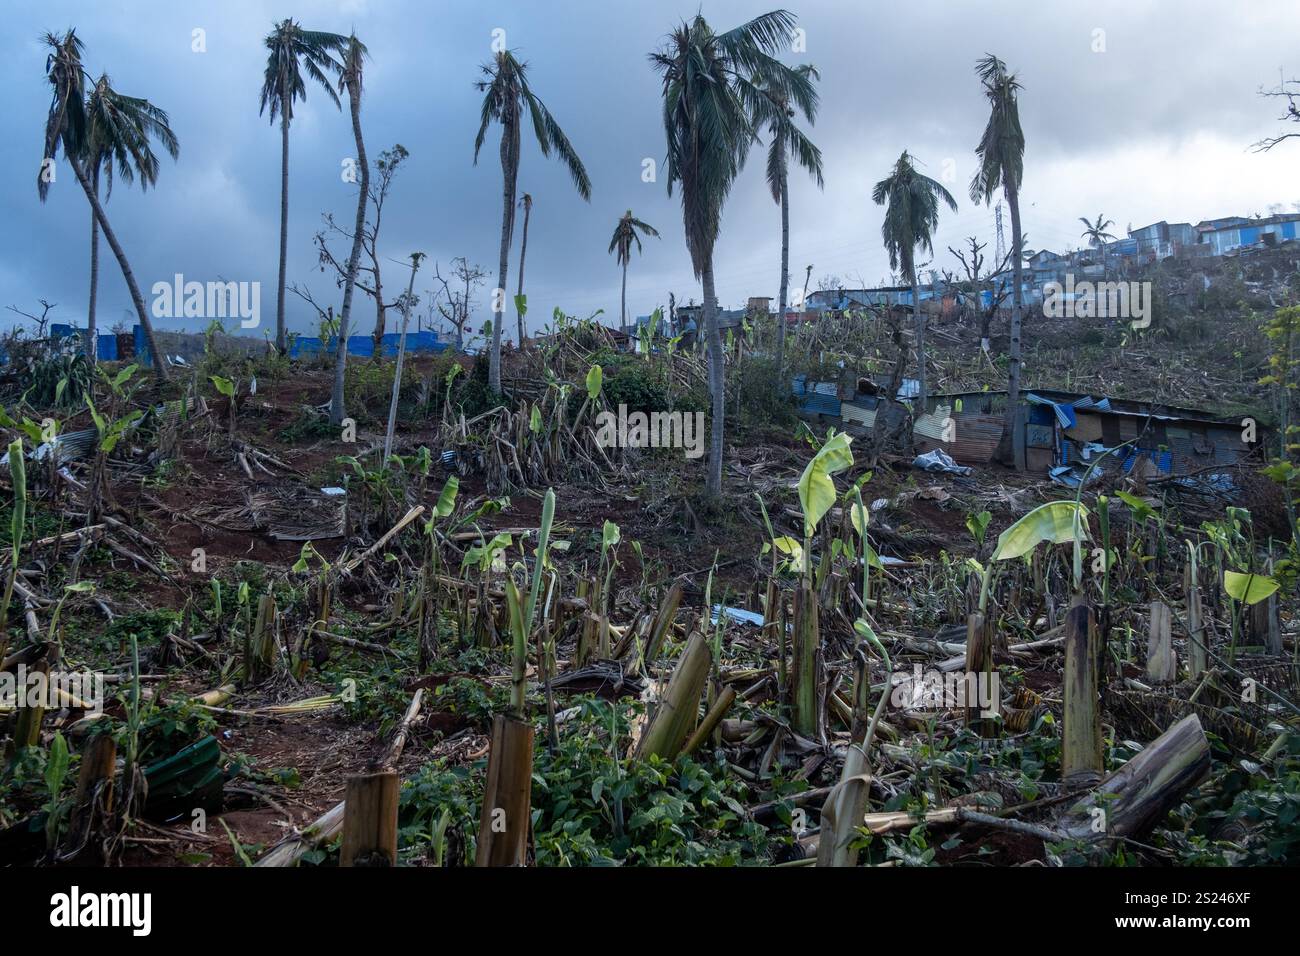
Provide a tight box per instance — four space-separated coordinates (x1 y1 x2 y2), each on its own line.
800 393 842 417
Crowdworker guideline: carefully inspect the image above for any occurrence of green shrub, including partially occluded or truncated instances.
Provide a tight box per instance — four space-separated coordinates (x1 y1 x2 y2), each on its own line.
737 356 798 428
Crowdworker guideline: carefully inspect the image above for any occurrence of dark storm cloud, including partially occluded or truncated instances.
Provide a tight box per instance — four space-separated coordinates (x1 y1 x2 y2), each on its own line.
3 0 1298 338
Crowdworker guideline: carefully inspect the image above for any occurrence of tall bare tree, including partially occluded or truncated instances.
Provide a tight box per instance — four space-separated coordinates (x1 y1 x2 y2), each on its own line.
331 34 370 426
432 257 487 351
949 235 1014 354
313 145 409 362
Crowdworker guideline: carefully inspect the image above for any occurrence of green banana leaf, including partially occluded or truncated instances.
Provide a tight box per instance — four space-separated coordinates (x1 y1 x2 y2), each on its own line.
1223 570 1279 605
991 501 1090 562
798 431 854 538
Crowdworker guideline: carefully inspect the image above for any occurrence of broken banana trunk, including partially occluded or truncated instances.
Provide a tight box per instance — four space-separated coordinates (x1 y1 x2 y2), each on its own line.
790 581 823 739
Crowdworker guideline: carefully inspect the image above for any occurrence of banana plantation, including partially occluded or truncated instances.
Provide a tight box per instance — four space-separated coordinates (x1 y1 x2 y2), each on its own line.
0 4 1297 902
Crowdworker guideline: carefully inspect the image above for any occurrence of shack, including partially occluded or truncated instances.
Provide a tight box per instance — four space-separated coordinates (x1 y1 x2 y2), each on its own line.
791 374 1255 482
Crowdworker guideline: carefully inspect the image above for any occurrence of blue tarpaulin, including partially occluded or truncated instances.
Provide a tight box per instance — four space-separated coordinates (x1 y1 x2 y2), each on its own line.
53 324 449 366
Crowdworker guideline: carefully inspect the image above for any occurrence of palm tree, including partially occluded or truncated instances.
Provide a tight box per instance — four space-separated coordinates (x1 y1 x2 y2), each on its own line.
1079 213 1117 272
873 151 957 410
331 34 370 427
260 19 349 354
763 64 823 377
651 10 816 496
970 53 1026 467
83 73 179 365
475 51 591 393
514 193 531 346
39 30 174 381
608 211 660 334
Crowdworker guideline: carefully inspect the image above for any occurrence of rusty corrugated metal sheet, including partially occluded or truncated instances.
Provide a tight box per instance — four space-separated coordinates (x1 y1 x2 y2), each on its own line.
950 415 1004 463
914 413 1002 463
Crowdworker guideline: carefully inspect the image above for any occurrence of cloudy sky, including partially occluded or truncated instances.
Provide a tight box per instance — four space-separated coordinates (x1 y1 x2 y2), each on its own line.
3 0 1299 339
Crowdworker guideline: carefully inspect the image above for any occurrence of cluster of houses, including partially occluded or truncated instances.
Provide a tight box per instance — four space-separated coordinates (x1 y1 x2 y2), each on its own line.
630 209 1300 337
626 210 1284 482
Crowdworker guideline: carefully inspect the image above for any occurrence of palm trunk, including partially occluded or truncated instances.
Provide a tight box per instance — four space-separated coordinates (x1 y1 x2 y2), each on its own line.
68 155 168 383
702 260 724 496
332 81 369 426
1002 180 1025 468
86 164 100 365
275 111 290 355
515 199 530 347
620 259 628 334
775 153 790 376
490 123 519 395
912 268 925 410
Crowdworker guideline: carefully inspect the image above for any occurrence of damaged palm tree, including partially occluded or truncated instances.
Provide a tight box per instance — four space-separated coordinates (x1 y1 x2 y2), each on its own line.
476 487 554 866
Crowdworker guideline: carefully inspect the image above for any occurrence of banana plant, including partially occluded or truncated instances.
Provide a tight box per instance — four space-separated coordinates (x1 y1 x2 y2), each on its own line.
86 398 143 455
290 542 334 679
0 438 26 661
209 374 238 437
42 732 71 853
978 499 1092 613
416 475 459 665
575 363 604 429
791 429 854 736
756 492 804 576
965 510 992 549
797 429 855 582
48 581 95 665
1096 495 1115 606
503 488 556 716
638 307 662 358
1223 570 1279 604
462 532 514 575
595 520 620 656
848 487 884 608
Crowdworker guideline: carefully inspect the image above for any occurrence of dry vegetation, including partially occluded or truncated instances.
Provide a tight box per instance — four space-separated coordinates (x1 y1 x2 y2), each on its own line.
1 271 1297 870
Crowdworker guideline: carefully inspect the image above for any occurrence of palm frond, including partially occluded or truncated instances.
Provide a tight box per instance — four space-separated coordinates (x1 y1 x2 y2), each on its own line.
258 19 347 125
39 29 88 201
969 53 1024 205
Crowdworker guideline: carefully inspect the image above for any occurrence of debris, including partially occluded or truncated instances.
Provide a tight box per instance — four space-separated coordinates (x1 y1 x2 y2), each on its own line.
912 448 972 476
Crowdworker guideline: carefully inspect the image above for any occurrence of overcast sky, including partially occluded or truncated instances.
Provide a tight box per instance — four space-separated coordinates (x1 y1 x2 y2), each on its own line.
4 0 1300 339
